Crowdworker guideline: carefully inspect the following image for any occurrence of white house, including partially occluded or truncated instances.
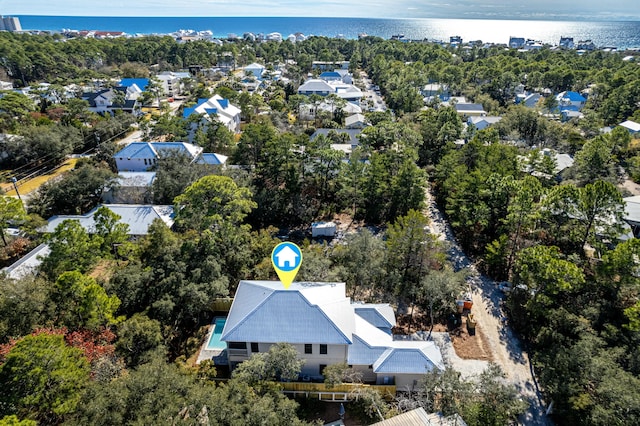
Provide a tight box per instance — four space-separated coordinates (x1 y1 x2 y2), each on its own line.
454 103 487 118
345 113 367 129
113 142 203 172
555 91 587 111
83 86 141 115
183 94 241 133
244 63 266 80
44 204 175 236
620 120 640 135
421 83 450 102
221 280 444 389
468 116 502 131
155 71 191 96
298 79 363 104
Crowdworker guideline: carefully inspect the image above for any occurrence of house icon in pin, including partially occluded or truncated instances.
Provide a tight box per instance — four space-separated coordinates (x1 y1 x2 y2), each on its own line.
274 245 299 269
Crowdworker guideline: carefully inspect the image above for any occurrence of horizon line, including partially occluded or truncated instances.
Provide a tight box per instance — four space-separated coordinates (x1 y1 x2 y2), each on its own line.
10 14 640 23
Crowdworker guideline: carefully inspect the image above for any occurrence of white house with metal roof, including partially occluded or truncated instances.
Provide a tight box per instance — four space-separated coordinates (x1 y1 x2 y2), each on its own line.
454 103 487 118
44 204 175 236
113 142 203 172
468 116 502 131
221 280 444 389
620 120 640 135
298 79 363 104
182 94 241 133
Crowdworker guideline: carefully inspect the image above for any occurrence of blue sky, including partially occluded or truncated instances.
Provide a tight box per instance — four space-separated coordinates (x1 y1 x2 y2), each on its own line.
3 0 639 20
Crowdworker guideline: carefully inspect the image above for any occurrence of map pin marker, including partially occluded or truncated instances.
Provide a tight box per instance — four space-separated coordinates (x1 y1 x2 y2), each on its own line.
271 242 302 289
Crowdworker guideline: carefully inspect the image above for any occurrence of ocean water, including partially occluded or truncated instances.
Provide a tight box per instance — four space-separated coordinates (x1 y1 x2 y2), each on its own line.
16 16 640 49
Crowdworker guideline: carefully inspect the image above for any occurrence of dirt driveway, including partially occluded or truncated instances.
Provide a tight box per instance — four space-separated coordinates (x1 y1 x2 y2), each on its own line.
425 188 553 426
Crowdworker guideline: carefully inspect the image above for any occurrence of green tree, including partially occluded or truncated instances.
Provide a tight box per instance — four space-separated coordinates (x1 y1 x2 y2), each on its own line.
40 219 102 279
151 151 211 204
51 271 121 330
0 92 35 132
322 362 363 388
115 313 165 367
503 176 543 275
386 210 443 304
0 197 26 247
0 415 36 426
173 175 256 232
575 180 625 251
232 342 305 385
569 136 617 185
513 245 585 308
419 269 467 337
29 163 117 218
332 229 386 300
92 206 129 255
0 276 49 343
0 333 90 424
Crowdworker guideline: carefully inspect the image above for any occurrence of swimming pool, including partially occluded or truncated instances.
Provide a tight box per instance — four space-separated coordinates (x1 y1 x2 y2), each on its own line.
206 317 227 351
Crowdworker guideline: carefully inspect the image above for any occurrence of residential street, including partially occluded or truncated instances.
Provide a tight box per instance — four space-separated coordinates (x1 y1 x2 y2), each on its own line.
424 187 553 426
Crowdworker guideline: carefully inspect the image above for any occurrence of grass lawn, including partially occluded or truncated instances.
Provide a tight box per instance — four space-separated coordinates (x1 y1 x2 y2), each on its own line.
2 158 78 196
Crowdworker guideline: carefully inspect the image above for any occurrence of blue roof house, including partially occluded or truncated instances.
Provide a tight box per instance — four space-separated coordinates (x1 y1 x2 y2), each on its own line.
555 91 587 111
119 78 150 91
221 281 444 390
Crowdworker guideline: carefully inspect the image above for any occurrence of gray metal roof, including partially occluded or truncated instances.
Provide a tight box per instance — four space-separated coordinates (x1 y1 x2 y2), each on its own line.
1 243 50 279
354 304 395 330
624 196 640 225
221 281 354 344
117 172 156 187
373 343 443 374
45 204 174 236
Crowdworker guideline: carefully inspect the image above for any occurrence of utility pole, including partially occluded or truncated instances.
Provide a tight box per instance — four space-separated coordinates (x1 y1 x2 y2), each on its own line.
11 177 22 204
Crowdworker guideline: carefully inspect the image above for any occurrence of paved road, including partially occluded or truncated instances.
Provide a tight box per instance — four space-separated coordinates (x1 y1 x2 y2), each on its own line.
425 188 552 426
116 128 143 146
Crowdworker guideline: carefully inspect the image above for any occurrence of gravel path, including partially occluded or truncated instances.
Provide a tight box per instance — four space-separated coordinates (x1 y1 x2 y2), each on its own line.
425 188 552 426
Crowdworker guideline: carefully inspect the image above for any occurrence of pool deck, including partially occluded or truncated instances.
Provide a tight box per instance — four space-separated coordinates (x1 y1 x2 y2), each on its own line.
196 317 229 365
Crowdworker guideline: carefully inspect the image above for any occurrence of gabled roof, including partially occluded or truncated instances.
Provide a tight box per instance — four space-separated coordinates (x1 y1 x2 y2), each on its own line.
119 78 149 91
113 142 202 161
115 143 158 160
557 91 586 102
221 281 354 344
469 116 502 126
298 79 334 93
348 315 393 365
373 343 444 374
183 94 241 124
45 204 174 235
244 62 265 71
345 113 366 128
197 153 228 165
353 303 395 330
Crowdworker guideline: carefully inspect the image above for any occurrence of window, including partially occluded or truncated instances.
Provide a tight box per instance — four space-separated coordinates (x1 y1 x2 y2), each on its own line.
304 344 312 354
320 344 327 354
251 342 259 353
319 364 327 375
228 342 247 349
